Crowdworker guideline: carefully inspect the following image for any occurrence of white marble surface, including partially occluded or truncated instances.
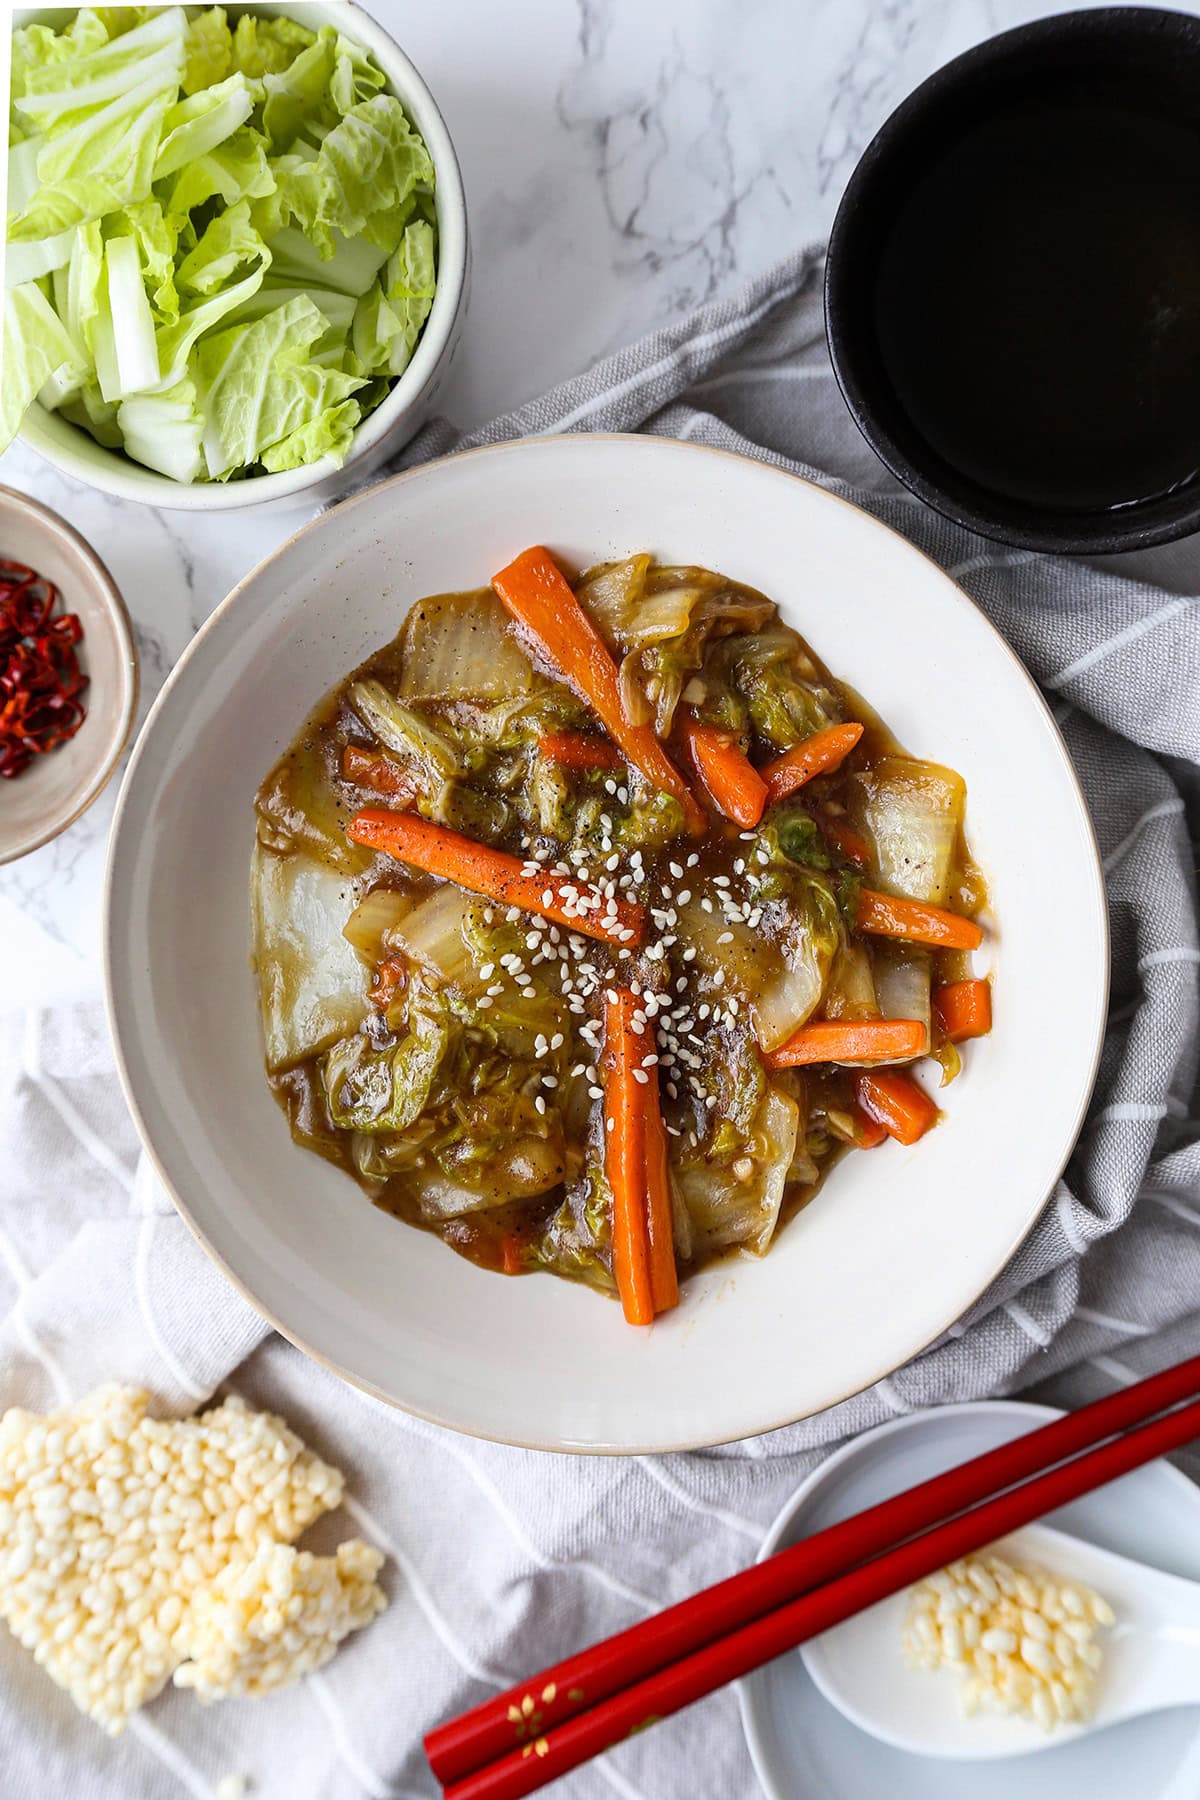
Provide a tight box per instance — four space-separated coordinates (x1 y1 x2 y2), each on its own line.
0 0 1144 1007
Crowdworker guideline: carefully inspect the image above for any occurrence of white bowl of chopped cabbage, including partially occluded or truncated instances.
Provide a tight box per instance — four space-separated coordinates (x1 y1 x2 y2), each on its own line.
5 3 469 508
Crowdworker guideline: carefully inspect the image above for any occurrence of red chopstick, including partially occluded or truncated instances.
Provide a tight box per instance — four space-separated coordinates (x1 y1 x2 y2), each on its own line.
426 1353 1200 1784
441 1388 1200 1799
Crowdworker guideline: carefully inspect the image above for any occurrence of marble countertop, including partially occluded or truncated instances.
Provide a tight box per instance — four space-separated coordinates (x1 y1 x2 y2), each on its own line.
0 0 1084 1008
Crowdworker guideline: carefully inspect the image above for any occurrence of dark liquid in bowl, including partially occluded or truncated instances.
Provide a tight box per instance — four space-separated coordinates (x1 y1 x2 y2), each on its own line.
874 100 1200 514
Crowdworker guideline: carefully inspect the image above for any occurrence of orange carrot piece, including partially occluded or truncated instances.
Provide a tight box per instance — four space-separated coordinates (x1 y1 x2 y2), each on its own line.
854 1108 889 1149
764 1017 928 1069
492 547 706 835
641 1069 680 1316
499 1235 525 1276
347 809 645 946
342 743 415 800
934 978 993 1043
856 887 984 951
762 722 864 803
538 729 624 772
604 988 656 1326
369 953 407 1012
854 1069 939 1146
677 713 767 829
820 812 872 868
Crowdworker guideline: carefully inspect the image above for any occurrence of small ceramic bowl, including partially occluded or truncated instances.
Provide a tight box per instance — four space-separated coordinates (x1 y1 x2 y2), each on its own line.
0 486 138 864
13 1 469 512
825 6 1200 553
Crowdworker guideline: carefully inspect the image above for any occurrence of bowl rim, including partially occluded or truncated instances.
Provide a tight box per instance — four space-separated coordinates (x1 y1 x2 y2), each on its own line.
824 3 1200 555
0 482 139 864
13 0 469 511
102 432 1109 1454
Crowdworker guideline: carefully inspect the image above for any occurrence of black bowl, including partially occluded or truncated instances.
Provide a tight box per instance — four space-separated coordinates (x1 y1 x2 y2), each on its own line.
825 7 1200 553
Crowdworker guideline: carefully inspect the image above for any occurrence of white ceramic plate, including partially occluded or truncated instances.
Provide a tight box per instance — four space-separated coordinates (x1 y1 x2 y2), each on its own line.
103 434 1107 1451
740 1403 1200 1799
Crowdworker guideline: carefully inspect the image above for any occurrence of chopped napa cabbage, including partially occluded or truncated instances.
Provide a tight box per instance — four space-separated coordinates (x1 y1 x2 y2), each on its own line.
754 880 844 1052
352 219 437 377
154 72 257 179
97 234 159 398
194 295 363 478
176 200 269 297
348 679 459 789
59 379 123 447
223 280 356 340
341 886 413 962
850 756 966 905
251 845 367 1073
11 13 111 132
260 399 362 472
389 885 479 987
331 33 389 115
323 994 449 1134
823 942 878 1021
182 6 233 94
9 74 178 242
104 199 179 321
263 224 390 298
260 26 338 151
153 257 268 391
117 375 204 482
154 127 276 221
231 12 316 80
1 284 87 450
398 590 535 702
677 1088 798 1257
12 7 186 130
871 943 931 1056
709 628 839 752
278 93 434 257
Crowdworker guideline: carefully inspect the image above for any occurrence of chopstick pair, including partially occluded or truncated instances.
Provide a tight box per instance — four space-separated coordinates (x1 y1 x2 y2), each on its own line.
425 1353 1200 1800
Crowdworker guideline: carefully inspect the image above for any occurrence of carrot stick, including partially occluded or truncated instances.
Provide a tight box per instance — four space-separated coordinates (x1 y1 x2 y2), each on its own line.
762 722 864 803
342 743 416 800
854 1107 888 1149
499 1235 525 1276
603 988 656 1326
347 809 645 946
934 978 992 1043
641 1068 679 1315
538 729 624 772
764 1017 928 1069
854 1069 939 1145
492 547 706 835
677 714 767 829
857 887 984 951
819 812 871 868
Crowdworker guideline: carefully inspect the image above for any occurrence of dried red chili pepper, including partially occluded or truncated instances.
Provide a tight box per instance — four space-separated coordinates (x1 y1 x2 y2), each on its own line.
0 557 88 779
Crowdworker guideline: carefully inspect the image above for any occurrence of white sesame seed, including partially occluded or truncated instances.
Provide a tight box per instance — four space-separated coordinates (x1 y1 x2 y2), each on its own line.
632 1069 650 1085
641 1054 659 1067
542 1076 558 1089
605 1116 615 1131
476 996 494 1009
479 963 495 979
669 861 684 879
717 931 734 945
534 1096 547 1115
589 1086 603 1100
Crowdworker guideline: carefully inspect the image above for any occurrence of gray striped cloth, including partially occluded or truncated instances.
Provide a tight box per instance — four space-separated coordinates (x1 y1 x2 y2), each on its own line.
1 244 1197 1799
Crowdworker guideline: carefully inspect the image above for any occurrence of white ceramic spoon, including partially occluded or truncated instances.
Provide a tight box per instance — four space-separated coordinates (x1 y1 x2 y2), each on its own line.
801 1522 1200 1760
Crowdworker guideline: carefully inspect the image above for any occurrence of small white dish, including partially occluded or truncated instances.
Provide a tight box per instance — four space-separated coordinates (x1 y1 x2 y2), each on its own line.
0 485 138 864
13 1 469 512
104 433 1107 1451
806 1520 1200 1758
740 1402 1200 1800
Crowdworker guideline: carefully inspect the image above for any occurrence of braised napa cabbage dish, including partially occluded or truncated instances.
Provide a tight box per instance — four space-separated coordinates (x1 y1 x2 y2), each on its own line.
252 547 991 1324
